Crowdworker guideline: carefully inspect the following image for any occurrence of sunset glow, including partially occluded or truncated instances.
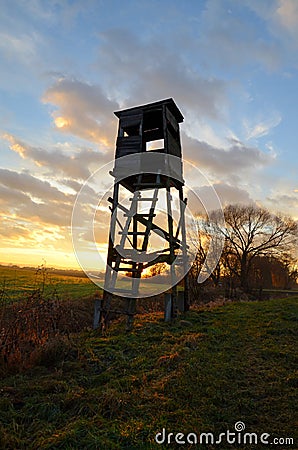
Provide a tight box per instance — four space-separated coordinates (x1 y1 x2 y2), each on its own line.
55 116 70 129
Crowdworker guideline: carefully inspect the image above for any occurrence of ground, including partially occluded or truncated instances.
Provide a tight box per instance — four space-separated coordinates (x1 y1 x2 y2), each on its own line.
0 297 297 449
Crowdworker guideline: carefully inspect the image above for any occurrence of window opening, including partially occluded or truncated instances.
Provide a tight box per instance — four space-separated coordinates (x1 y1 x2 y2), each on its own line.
146 139 164 151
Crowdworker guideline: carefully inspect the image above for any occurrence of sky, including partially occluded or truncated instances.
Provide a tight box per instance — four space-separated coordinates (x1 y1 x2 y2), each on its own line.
0 0 298 269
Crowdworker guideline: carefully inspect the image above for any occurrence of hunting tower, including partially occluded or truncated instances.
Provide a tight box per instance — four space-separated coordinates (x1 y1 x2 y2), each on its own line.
94 98 189 330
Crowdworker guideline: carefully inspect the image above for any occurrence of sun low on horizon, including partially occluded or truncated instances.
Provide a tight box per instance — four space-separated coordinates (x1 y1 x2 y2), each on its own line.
1 0 298 271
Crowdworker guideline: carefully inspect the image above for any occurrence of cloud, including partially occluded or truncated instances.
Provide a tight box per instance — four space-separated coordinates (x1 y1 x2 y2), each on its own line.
42 77 119 145
96 29 227 122
0 168 69 203
13 0 96 29
267 193 298 217
0 184 31 206
243 111 282 140
275 0 298 35
61 179 85 193
2 133 110 180
0 31 38 64
212 182 254 205
244 0 298 51
199 0 281 71
0 168 74 227
182 133 275 176
0 219 31 240
187 182 254 215
0 213 75 266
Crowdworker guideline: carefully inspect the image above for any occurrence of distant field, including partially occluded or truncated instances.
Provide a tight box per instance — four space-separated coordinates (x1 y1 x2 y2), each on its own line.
0 265 175 303
1 264 297 304
0 265 101 302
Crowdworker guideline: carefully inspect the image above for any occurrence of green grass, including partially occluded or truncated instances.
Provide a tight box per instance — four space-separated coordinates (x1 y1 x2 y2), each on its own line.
0 297 297 449
0 266 100 302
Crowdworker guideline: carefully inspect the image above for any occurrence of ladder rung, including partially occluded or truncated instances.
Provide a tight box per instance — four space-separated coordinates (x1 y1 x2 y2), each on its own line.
117 268 140 272
118 231 147 235
129 197 156 201
124 213 156 217
134 183 162 187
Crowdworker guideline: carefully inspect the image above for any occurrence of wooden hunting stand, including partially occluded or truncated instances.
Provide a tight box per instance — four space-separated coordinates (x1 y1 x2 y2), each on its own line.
94 98 189 330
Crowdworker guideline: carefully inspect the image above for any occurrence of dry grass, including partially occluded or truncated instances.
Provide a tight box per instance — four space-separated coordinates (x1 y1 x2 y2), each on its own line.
0 297 297 448
0 288 93 373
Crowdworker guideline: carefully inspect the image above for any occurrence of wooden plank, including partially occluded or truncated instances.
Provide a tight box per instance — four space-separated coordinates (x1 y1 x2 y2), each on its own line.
117 136 141 146
164 293 172 322
120 114 142 128
109 198 182 248
116 148 140 156
177 291 185 312
93 299 101 329
167 130 181 157
116 136 142 157
118 231 147 235
166 107 179 132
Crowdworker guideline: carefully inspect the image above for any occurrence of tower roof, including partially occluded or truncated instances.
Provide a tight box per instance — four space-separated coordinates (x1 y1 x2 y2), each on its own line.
114 98 184 123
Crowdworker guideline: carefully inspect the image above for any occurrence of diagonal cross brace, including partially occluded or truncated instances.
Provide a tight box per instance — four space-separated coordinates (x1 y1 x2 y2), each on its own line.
107 196 183 249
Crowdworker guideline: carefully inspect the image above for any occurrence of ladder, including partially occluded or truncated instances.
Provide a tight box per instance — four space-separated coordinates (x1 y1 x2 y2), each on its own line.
109 172 160 295
99 172 173 330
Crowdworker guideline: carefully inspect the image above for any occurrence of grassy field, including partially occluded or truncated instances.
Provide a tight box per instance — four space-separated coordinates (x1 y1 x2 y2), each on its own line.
0 265 100 303
0 297 297 449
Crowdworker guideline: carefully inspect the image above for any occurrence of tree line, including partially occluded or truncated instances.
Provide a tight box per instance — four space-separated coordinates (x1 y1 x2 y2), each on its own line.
192 204 298 294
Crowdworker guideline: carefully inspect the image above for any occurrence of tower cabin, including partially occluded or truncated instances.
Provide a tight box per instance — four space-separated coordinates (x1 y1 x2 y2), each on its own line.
112 98 184 191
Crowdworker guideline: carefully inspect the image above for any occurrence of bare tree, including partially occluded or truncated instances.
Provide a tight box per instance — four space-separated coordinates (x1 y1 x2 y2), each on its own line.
193 217 223 286
210 204 298 291
276 252 298 289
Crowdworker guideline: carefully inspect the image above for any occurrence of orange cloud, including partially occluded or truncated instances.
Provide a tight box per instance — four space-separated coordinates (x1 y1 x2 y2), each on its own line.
2 133 27 158
2 133 110 180
54 116 70 128
42 77 119 146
